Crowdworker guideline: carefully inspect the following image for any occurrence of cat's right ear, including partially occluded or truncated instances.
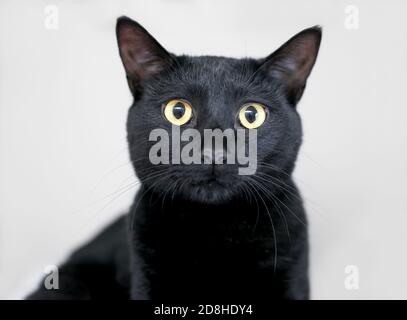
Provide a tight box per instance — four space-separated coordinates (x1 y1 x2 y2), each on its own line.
116 16 174 97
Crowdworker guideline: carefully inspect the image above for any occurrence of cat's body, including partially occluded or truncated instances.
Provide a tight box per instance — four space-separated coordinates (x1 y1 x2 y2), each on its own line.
28 181 307 300
130 182 308 300
28 17 321 300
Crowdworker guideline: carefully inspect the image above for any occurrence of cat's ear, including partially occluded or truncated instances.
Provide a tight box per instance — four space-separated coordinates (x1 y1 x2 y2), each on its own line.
261 26 322 105
116 16 174 97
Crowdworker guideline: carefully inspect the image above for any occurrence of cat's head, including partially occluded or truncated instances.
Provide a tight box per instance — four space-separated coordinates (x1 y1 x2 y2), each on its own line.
116 17 321 204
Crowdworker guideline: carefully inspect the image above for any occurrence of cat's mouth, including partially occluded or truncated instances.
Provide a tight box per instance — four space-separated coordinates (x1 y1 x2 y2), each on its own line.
140 164 242 204
191 176 224 187
187 165 234 186
183 172 241 204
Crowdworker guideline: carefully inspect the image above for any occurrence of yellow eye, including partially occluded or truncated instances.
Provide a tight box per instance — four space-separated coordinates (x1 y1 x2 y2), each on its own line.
163 99 193 126
238 103 267 129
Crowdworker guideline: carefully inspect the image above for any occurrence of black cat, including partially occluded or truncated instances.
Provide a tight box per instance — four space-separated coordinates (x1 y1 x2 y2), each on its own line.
28 16 321 300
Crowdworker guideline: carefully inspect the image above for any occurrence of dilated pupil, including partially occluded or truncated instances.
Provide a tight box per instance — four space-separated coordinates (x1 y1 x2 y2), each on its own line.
245 106 258 123
173 103 186 119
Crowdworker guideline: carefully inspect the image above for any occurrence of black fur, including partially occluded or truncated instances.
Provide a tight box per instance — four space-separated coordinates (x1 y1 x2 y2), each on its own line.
28 17 321 300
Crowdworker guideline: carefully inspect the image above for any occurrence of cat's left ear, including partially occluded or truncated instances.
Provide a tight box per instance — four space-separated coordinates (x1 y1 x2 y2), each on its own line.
116 16 174 97
261 26 322 105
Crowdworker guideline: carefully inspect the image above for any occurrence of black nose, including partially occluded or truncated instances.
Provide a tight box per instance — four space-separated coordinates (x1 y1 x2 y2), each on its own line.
202 147 226 164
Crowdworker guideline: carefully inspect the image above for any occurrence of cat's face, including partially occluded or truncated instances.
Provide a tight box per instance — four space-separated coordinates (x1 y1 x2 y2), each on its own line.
116 17 321 204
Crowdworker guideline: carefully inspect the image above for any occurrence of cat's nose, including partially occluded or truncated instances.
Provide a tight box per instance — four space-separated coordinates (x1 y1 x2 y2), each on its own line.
202 148 226 164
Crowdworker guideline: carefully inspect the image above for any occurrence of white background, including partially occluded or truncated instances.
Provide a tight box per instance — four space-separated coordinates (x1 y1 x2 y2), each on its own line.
1 0 407 299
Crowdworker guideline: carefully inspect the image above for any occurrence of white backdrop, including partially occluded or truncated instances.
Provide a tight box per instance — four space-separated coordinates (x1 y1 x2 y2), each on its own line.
1 0 407 299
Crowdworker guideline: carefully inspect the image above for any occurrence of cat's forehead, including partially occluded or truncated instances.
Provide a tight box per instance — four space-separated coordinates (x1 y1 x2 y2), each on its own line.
176 55 258 83
165 55 264 106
